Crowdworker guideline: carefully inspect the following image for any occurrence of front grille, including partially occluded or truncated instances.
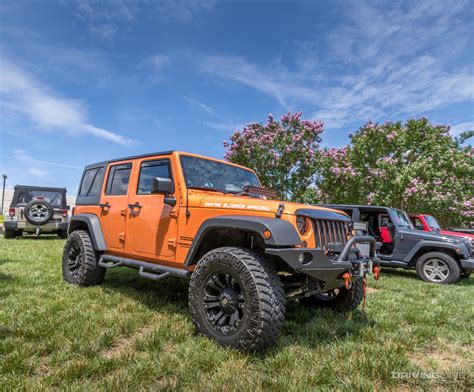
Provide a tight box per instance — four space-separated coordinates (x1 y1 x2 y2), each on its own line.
312 219 350 251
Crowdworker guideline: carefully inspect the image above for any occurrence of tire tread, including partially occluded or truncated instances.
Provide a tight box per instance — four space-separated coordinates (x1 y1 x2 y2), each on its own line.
62 230 105 286
188 246 285 352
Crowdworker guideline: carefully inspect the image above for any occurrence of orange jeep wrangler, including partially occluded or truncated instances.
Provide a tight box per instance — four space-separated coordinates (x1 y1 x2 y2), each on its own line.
63 151 379 351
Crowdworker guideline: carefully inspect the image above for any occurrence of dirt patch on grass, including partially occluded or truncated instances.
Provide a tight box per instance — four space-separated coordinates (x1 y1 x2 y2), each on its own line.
101 325 152 359
409 341 472 371
366 287 379 293
32 355 52 376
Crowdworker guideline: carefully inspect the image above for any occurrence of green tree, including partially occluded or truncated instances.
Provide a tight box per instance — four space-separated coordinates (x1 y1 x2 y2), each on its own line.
315 118 474 226
224 113 323 200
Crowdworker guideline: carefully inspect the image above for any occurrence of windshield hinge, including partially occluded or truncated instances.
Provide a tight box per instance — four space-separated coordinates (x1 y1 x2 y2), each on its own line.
276 203 285 218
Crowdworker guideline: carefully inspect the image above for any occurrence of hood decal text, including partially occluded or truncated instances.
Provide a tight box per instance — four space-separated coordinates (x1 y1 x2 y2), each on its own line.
203 202 271 212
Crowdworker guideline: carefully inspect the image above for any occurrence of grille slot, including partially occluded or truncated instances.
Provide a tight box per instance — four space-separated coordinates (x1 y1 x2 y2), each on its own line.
312 219 349 251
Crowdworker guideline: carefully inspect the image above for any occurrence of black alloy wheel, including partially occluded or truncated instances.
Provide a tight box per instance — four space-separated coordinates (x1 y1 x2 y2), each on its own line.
203 271 245 335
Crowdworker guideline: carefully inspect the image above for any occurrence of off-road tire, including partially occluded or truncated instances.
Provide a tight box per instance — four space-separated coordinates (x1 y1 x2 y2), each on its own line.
62 230 105 286
416 252 461 284
4 229 17 239
58 230 68 239
300 278 364 312
460 270 471 279
188 247 285 352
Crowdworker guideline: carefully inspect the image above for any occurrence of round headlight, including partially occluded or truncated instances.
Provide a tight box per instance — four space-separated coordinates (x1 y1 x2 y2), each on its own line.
296 215 308 235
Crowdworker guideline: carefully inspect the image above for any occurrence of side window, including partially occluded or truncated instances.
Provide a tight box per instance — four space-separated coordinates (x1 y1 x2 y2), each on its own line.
413 217 423 229
379 214 391 227
79 167 105 197
105 164 132 195
137 159 171 194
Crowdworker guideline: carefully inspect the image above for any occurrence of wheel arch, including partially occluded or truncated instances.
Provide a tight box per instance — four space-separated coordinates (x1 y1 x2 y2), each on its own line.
184 215 302 267
405 243 458 267
68 213 107 251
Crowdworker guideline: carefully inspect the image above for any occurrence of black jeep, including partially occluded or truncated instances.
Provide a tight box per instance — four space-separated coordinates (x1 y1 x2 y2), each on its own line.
4 185 69 239
320 205 473 284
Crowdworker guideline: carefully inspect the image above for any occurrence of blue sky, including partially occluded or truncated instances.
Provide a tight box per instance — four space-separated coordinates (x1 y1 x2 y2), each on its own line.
1 0 473 194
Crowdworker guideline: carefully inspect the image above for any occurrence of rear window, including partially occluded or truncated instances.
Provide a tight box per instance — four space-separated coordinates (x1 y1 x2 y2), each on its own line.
79 167 105 197
105 164 132 195
17 191 63 208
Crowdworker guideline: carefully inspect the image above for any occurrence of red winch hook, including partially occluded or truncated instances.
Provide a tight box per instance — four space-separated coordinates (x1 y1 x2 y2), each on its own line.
373 266 381 280
341 272 352 289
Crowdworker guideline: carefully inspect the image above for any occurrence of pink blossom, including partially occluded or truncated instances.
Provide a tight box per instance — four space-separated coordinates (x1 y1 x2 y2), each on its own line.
386 131 398 142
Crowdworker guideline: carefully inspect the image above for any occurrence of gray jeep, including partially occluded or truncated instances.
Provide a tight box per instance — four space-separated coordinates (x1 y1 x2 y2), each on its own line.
4 185 69 239
321 204 474 284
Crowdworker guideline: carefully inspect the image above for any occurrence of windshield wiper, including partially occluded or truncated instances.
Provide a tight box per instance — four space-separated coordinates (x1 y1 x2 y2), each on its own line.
228 185 277 199
189 186 228 194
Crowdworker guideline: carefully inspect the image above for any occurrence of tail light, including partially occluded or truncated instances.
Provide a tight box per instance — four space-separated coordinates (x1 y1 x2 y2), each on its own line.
9 207 16 217
61 209 68 217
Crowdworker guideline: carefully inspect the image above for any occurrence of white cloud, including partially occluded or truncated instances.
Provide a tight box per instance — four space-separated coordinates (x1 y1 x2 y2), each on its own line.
11 150 83 170
199 55 311 112
27 167 49 179
199 1 474 129
156 0 217 24
183 96 216 115
202 120 243 132
64 0 217 40
150 54 170 70
0 57 137 145
139 54 171 78
450 121 474 137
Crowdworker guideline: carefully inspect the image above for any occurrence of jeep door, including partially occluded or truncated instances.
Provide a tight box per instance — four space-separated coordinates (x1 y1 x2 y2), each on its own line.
125 157 178 261
388 209 417 261
100 162 133 250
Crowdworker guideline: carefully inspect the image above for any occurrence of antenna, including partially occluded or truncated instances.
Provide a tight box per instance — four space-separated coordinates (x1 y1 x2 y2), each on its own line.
185 180 191 218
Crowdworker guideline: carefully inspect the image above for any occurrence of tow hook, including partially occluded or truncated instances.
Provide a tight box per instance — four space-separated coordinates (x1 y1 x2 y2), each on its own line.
373 266 381 280
341 272 352 289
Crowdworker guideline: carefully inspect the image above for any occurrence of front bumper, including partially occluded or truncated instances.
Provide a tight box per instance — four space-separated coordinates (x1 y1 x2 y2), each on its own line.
266 235 379 289
4 221 68 232
460 258 474 271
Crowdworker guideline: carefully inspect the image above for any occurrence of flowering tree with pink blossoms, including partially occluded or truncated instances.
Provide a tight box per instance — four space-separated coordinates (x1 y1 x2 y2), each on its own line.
316 118 474 226
223 113 323 200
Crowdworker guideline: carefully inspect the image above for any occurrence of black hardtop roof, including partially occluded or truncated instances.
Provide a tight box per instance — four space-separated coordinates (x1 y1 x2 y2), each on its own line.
319 204 393 210
84 150 175 169
14 185 67 193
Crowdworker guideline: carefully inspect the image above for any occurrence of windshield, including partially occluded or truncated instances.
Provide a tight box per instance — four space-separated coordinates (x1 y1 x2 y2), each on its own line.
425 215 441 230
17 190 64 208
392 209 414 228
180 155 261 194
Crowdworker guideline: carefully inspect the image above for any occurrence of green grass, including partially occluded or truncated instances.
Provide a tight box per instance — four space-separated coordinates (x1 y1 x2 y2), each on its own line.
1 237 473 391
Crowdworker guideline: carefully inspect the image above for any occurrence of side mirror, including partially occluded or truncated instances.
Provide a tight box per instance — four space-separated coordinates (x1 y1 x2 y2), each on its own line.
151 177 176 207
151 177 173 195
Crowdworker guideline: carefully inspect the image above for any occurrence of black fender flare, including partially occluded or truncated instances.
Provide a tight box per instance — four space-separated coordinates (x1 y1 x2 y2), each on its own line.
403 241 461 263
68 213 107 251
184 215 302 267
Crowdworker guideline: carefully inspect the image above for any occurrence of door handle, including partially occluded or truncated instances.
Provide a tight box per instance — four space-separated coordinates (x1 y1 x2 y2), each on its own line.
128 202 142 212
99 202 110 210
